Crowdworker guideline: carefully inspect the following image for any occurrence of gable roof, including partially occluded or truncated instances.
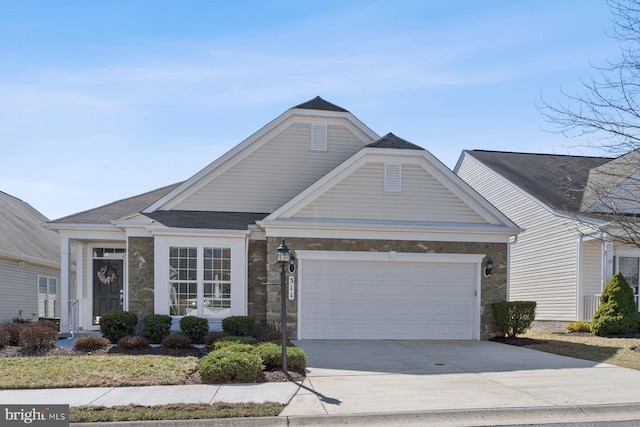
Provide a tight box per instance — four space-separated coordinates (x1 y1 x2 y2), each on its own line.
366 133 425 150
462 150 612 213
293 96 349 112
0 191 60 264
143 96 378 213
51 182 182 225
143 211 269 229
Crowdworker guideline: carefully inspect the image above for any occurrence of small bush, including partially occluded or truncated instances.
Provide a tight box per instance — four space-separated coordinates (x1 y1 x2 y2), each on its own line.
143 314 173 343
37 319 59 331
591 273 640 336
100 311 138 343
197 349 264 383
222 316 255 337
161 333 193 349
0 327 10 347
3 322 27 345
179 316 209 343
213 342 255 353
73 335 111 352
18 324 58 350
492 301 537 337
212 336 259 351
12 317 32 324
567 321 591 333
117 335 150 349
203 331 229 347
253 342 307 371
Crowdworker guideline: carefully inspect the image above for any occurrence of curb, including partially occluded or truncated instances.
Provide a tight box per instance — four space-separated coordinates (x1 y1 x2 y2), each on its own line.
72 403 640 426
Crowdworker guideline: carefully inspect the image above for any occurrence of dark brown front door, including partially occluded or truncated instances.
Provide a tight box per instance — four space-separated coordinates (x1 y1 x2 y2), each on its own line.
93 260 123 324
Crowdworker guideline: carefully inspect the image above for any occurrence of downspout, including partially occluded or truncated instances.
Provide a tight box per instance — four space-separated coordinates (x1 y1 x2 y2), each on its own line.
576 235 584 321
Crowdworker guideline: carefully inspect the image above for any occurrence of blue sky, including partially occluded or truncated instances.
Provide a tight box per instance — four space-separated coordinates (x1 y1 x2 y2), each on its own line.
0 1 619 220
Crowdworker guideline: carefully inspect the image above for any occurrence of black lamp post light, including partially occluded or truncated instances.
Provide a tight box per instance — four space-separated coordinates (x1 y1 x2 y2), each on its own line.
276 239 294 375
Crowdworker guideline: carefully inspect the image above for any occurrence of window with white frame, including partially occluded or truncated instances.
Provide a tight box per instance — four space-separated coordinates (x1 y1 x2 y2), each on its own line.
38 276 57 318
617 256 640 294
169 246 231 317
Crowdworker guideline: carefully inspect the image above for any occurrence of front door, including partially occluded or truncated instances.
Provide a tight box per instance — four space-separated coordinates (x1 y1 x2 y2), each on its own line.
93 259 124 324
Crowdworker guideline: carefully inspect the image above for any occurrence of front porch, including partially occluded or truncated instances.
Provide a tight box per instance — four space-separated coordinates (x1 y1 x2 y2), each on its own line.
582 294 640 321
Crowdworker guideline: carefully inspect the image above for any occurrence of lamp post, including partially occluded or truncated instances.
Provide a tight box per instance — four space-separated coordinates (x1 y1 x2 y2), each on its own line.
276 239 291 375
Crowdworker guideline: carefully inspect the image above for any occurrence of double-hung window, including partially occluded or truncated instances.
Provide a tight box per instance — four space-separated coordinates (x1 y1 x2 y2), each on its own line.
38 276 57 318
169 246 231 317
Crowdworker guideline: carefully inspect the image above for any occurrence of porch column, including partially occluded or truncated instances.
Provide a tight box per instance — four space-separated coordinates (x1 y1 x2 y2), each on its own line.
603 239 614 289
60 237 71 333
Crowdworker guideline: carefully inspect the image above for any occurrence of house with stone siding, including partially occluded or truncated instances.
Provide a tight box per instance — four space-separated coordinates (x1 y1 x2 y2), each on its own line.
46 97 520 340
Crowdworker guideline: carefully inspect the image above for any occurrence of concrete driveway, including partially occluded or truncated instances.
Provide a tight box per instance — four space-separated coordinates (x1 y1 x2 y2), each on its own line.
281 340 640 424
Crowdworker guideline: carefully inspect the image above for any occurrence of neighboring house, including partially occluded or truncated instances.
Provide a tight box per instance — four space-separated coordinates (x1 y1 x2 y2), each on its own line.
455 150 640 327
0 191 63 323
47 97 520 340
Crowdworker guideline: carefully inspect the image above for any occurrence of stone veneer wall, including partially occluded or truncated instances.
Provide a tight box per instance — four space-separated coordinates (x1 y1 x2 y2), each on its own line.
247 240 268 324
128 237 155 330
263 237 507 340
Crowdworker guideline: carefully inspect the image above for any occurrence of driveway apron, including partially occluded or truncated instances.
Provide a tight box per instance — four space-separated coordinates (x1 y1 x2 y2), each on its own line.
281 340 640 417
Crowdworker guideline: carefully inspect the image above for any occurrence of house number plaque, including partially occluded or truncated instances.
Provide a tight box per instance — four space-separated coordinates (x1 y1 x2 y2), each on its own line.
288 276 295 300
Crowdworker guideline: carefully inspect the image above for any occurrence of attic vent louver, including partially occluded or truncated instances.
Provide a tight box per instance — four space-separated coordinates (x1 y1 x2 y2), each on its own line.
311 124 328 151
385 163 402 192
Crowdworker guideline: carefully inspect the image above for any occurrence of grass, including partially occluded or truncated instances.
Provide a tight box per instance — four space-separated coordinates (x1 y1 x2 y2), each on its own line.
0 355 198 389
521 330 640 370
70 403 284 423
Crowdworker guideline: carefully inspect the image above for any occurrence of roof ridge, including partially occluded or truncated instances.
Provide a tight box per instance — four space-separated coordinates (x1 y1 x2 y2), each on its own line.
467 149 612 160
292 96 349 113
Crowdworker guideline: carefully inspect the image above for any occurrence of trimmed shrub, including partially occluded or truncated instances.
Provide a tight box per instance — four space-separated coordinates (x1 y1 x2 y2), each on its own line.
179 316 209 343
253 342 307 371
100 311 138 343
37 319 59 331
18 324 58 350
492 301 537 337
117 335 150 350
213 342 254 353
567 321 591 333
0 326 10 347
212 336 259 351
143 314 172 343
73 335 111 352
161 333 193 349
591 273 640 336
197 349 264 383
222 316 255 337
203 331 229 347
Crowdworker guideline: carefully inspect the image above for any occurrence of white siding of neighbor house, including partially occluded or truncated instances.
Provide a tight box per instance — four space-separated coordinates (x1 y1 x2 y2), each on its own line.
0 257 61 322
174 123 367 213
457 154 588 321
581 239 603 297
294 162 486 223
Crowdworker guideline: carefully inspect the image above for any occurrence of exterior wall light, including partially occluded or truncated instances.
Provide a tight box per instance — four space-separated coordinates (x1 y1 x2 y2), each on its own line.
484 258 494 277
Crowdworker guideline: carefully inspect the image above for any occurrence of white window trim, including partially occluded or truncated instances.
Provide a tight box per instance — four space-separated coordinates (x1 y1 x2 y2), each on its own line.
38 275 58 318
154 236 247 319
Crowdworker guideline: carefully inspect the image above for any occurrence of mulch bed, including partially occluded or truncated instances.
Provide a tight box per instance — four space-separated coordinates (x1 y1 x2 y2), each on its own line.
0 344 305 383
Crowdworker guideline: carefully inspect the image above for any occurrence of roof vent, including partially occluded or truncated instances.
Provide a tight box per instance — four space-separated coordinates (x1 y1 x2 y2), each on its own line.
311 124 327 151
385 163 402 192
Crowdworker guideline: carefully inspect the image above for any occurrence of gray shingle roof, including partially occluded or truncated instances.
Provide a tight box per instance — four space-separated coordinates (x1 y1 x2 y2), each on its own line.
144 211 269 229
366 133 425 150
292 96 349 113
51 183 183 224
0 191 60 263
465 150 612 212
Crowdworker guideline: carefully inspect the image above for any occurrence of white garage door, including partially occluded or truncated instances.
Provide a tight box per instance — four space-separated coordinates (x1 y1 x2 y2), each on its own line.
300 255 479 340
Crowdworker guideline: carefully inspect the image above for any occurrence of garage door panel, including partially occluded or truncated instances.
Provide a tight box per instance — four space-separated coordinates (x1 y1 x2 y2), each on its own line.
300 257 478 340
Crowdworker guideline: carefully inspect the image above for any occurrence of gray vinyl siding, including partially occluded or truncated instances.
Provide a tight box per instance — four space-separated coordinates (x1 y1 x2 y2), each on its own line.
457 154 584 321
175 123 366 212
295 162 486 223
0 257 60 322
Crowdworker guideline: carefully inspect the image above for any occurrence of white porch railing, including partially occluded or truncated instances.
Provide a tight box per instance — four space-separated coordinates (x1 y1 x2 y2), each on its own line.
69 299 79 337
583 294 640 321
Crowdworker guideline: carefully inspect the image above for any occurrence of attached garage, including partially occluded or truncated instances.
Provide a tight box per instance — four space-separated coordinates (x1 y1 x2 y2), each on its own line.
297 251 483 340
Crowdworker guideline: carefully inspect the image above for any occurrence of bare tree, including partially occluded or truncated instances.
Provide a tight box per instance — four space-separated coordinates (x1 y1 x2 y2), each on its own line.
540 0 640 246
539 0 640 155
